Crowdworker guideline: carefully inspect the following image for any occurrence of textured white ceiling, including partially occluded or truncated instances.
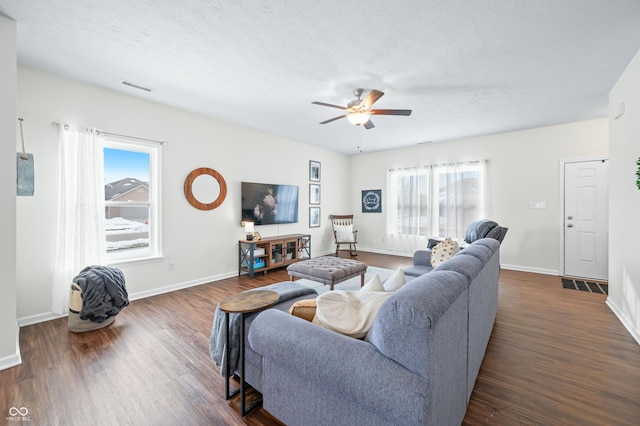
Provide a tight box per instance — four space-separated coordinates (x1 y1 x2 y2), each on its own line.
2 0 640 154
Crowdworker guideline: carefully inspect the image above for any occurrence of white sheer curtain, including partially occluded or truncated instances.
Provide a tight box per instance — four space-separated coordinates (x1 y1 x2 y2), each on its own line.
52 125 106 314
386 160 489 254
386 166 431 253
433 160 488 240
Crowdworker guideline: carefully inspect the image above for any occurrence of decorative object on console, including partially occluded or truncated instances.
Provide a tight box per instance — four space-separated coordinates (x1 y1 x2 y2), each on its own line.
184 167 227 210
361 189 382 213
244 221 254 240
309 160 321 182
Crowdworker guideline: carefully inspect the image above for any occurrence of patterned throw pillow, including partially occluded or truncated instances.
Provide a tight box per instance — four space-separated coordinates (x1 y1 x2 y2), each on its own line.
430 237 460 268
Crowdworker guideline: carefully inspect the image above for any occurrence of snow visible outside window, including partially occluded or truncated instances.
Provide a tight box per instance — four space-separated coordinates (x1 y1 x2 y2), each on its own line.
104 141 161 261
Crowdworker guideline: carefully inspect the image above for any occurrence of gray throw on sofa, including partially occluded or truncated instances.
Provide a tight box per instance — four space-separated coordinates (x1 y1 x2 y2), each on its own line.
209 282 316 379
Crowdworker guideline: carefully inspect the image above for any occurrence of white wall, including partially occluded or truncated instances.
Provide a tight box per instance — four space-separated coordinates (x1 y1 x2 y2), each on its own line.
16 66 349 324
0 15 20 370
350 119 609 274
608 48 640 344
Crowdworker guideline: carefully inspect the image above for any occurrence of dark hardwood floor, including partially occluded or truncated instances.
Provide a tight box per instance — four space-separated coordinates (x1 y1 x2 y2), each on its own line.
2 252 639 425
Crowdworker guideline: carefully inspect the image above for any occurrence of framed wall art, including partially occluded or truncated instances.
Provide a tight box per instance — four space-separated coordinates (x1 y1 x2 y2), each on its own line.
309 206 320 227
309 160 321 182
362 189 382 213
309 183 321 205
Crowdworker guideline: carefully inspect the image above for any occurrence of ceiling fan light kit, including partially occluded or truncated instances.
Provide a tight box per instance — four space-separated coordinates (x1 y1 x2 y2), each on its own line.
312 88 411 129
347 112 371 126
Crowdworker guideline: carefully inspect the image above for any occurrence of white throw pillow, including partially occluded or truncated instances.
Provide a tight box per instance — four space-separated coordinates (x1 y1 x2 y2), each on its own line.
314 290 391 338
361 274 385 292
334 224 355 242
382 269 406 292
430 237 460 268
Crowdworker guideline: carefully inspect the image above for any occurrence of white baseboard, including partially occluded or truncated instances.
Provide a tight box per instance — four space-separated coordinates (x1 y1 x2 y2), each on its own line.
128 271 237 301
500 264 559 276
357 247 413 257
18 312 67 327
606 299 640 347
17 271 239 327
0 325 22 371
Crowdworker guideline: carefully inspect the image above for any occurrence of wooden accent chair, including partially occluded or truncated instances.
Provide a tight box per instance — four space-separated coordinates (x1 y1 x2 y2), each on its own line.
330 214 358 257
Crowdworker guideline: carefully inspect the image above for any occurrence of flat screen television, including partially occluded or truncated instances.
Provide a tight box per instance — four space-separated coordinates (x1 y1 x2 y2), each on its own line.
241 182 299 225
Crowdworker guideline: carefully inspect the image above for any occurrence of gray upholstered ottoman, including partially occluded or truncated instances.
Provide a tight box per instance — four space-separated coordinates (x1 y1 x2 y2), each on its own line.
287 257 368 291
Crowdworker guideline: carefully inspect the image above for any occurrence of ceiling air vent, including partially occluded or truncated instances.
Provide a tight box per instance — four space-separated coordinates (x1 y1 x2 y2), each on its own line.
122 80 152 92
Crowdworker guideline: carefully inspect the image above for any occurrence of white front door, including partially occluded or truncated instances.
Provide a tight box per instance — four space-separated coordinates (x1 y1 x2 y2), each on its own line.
564 160 609 280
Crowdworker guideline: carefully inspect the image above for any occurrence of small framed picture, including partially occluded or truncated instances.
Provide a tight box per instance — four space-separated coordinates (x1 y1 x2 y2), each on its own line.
309 184 321 205
309 160 321 182
362 189 382 213
309 207 320 228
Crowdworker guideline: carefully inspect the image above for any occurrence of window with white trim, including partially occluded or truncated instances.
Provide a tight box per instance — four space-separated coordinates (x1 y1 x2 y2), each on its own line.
103 138 161 262
388 161 487 240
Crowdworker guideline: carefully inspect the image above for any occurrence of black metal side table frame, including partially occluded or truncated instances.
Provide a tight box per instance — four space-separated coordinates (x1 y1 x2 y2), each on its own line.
220 290 279 416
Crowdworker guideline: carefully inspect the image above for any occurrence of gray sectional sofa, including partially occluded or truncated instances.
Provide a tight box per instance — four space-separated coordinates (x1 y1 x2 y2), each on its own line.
248 238 502 425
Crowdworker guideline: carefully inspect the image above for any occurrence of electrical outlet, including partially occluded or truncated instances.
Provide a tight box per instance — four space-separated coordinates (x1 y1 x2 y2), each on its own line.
168 262 175 272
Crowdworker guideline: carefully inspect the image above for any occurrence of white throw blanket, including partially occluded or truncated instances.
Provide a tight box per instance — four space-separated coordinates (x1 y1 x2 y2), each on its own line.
313 290 392 338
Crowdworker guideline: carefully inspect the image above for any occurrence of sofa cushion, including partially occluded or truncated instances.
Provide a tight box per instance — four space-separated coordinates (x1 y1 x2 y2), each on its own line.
457 242 494 264
314 290 392 338
436 252 485 284
366 270 469 377
430 238 460 268
404 264 433 277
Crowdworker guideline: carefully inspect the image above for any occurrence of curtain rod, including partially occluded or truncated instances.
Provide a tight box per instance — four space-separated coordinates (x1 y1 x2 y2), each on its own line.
51 122 168 146
388 159 488 172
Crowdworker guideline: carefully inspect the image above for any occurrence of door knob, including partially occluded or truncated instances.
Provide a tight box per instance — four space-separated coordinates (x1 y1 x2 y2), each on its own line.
567 215 573 220
567 223 573 228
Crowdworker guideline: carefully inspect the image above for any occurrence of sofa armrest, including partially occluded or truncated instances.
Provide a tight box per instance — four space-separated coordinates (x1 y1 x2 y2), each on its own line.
413 249 432 266
249 310 427 422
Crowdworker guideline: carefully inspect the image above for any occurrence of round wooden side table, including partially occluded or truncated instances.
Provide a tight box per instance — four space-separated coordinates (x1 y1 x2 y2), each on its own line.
219 290 279 416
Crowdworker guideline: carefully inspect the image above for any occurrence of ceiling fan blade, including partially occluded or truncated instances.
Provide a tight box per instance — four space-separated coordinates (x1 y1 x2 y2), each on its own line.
361 90 384 108
363 119 375 130
312 101 347 110
370 109 412 116
319 115 347 124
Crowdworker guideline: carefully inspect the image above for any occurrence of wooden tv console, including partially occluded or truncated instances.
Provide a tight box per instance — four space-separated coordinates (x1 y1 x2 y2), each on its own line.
238 233 311 278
